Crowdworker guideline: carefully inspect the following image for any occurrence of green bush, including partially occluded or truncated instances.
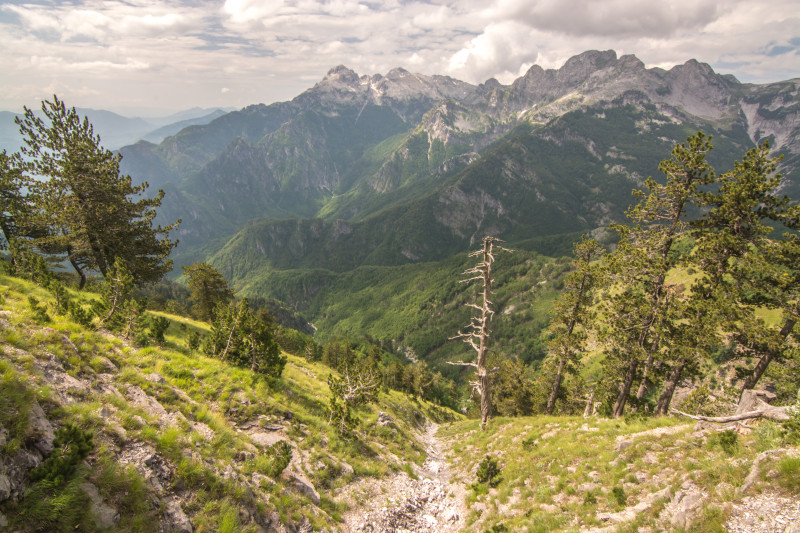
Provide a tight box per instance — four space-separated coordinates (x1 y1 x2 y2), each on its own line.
148 315 170 345
31 423 94 486
266 441 293 478
27 296 50 324
713 430 739 456
186 330 201 351
475 455 502 487
777 457 800 493
612 486 626 507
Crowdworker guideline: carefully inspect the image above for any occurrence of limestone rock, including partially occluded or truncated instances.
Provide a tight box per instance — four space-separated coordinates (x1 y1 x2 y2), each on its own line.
81 482 119 529
660 481 705 530
291 473 320 504
0 474 11 501
164 498 193 533
614 439 633 452
28 401 55 456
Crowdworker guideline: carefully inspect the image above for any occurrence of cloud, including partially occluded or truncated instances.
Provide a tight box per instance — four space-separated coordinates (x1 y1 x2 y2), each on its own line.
447 21 537 83
489 0 722 38
0 0 797 114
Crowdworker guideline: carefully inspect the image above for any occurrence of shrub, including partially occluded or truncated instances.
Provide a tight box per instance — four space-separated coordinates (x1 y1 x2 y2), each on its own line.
777 457 800 493
148 315 170 345
30 423 94 486
715 430 739 456
27 296 50 324
266 441 293 478
612 486 626 507
186 330 201 351
475 455 502 487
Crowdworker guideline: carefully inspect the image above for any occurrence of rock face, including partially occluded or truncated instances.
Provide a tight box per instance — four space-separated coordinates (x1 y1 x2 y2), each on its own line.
119 49 800 272
0 397 55 505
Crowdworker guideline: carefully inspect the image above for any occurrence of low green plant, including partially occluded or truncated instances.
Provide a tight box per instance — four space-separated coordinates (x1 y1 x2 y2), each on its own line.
476 455 502 487
711 430 739 456
777 456 800 493
148 315 170 345
186 330 201 350
27 296 50 324
265 441 293 478
783 406 800 445
612 485 626 507
30 423 94 485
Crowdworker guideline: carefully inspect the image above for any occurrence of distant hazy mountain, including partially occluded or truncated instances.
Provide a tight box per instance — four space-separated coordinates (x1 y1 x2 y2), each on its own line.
0 106 233 152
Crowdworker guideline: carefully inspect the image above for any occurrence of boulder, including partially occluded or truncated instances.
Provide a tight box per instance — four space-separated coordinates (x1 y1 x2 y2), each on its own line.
29 401 55 456
164 498 193 533
80 482 119 530
291 474 320 504
0 474 11 501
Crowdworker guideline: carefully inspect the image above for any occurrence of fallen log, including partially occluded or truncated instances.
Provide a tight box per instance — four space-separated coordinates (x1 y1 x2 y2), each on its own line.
670 408 790 422
671 390 794 423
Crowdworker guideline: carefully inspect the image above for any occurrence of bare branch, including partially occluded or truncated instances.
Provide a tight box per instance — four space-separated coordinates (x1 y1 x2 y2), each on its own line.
447 360 479 368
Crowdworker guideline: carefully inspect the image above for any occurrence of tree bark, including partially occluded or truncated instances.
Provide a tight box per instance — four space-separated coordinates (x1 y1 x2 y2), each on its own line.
66 245 87 289
636 352 654 400
654 357 685 416
613 357 638 418
740 317 796 395
546 356 565 415
583 387 595 418
477 237 493 430
671 407 790 423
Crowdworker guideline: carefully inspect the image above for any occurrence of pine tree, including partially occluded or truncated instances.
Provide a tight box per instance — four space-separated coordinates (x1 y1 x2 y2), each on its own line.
544 236 602 415
204 298 286 377
15 96 179 288
693 141 800 398
182 262 233 322
602 132 715 417
0 150 29 248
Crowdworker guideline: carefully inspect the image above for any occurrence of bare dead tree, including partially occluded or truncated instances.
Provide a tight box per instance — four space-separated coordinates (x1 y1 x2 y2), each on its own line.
448 236 510 430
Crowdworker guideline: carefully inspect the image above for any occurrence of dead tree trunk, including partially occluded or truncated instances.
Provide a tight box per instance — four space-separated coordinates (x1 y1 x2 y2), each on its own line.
583 387 596 418
546 357 566 415
448 236 509 430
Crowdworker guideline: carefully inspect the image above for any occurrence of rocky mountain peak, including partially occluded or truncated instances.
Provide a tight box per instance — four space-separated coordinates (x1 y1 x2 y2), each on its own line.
324 65 360 85
559 49 619 81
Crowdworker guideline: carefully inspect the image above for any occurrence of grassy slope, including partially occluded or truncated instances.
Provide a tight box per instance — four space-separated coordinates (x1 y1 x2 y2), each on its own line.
440 414 800 532
0 274 458 532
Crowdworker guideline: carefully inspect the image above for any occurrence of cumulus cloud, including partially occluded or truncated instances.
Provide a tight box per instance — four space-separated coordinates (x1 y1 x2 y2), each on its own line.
0 0 797 113
447 21 538 83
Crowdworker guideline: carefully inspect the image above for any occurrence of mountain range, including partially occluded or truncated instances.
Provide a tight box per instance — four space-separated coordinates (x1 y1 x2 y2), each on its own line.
112 49 800 357
0 107 232 152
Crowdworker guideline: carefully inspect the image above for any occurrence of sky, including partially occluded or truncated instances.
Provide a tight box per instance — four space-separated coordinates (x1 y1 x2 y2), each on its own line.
1 0 799 117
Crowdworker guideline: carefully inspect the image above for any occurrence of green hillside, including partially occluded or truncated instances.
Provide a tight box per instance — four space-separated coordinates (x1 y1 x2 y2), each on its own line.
0 273 457 532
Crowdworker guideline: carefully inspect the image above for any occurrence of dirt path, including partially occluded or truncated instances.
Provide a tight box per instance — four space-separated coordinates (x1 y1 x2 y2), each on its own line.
339 422 467 532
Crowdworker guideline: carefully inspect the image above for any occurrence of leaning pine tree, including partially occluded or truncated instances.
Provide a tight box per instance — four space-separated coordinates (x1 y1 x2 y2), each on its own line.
449 236 510 430
15 96 179 288
601 132 715 417
544 235 603 415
